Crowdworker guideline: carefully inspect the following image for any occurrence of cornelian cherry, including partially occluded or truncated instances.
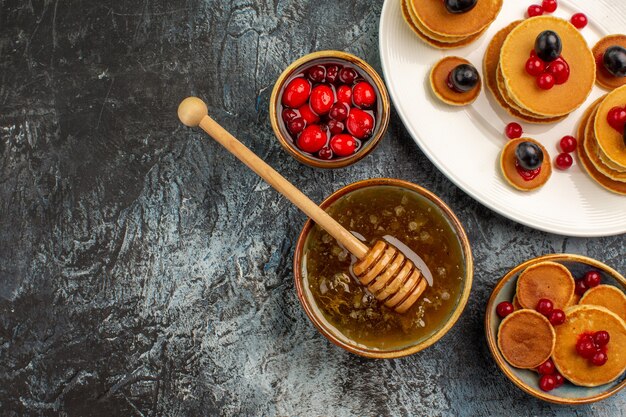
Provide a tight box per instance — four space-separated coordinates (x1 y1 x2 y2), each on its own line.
539 374 556 391
553 373 565 388
527 4 543 17
571 13 588 29
339 68 357 84
538 359 555 375
298 104 320 124
318 146 333 160
574 279 588 296
548 309 566 326
296 125 327 153
329 102 349 121
505 122 523 139
594 330 610 346
282 108 298 122
496 301 514 318
576 336 596 359
607 106 626 132
330 134 357 156
583 270 601 288
287 117 306 135
526 56 546 76
347 108 374 139
537 73 555 90
327 119 345 135
337 85 353 104
559 135 577 153
547 59 570 84
352 81 376 108
309 85 334 115
282 77 311 108
541 0 557 13
307 65 326 83
555 153 573 170
536 298 554 316
591 352 608 366
325 64 340 84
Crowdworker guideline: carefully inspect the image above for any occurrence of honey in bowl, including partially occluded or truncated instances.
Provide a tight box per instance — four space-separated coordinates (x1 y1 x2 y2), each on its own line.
301 185 466 350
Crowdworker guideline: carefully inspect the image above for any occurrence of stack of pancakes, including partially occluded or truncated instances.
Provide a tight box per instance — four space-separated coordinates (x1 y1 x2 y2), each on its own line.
484 16 595 124
578 85 626 195
401 0 502 49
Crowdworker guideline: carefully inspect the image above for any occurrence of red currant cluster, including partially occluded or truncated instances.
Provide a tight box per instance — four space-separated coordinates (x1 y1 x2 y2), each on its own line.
526 1 588 30
555 135 577 170
280 63 377 160
575 331 610 367
607 105 626 136
536 359 565 392
526 51 570 90
574 270 602 296
536 298 566 326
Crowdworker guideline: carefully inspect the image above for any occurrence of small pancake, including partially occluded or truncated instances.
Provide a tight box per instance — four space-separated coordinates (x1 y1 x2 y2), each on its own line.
405 0 470 42
593 35 626 91
579 285 626 322
569 292 582 307
430 57 481 106
583 106 626 182
516 261 575 310
553 305 626 387
577 102 626 195
483 22 565 124
512 294 522 310
594 85 626 168
410 0 502 38
498 309 555 369
500 138 552 191
500 16 595 117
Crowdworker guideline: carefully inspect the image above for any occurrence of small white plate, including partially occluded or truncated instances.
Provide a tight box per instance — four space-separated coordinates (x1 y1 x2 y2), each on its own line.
379 0 626 237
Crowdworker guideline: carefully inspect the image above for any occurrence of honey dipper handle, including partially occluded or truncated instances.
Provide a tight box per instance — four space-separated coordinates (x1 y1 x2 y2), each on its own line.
178 97 369 259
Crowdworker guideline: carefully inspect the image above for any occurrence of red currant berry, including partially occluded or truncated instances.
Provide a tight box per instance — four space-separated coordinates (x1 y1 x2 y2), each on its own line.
329 102 349 121
537 359 556 375
527 5 544 17
539 374 556 392
298 104 320 124
542 0 557 13
327 119 345 135
339 68 357 84
325 64 340 84
553 372 565 388
546 59 570 84
296 125 327 153
346 108 375 139
352 81 377 108
317 146 333 160
307 65 326 83
571 13 588 29
537 73 555 90
607 106 626 132
330 134 357 157
591 351 608 366
576 338 596 359
526 56 546 76
555 153 573 170
574 279 588 296
536 298 554 316
282 108 298 123
309 85 334 115
583 270 601 288
559 136 577 153
287 117 306 135
593 330 610 346
337 85 353 105
281 77 311 108
505 122 523 139
548 309 566 326
496 301 515 318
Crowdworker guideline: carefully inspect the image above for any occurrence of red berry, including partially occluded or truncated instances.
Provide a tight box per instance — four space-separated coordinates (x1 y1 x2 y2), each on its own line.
330 134 357 157
583 270 601 288
339 68 357 84
576 338 596 359
537 73 555 90
607 106 626 132
591 351 608 366
352 81 377 108
296 125 327 153
505 122 523 139
594 330 610 346
539 374 556 392
287 117 306 135
329 102 349 121
496 301 515 318
282 108 298 123
309 85 334 115
559 136 577 153
546 59 570 84
317 146 333 160
536 298 554 316
327 119 345 135
527 5 544 17
553 372 565 388
555 153 573 170
281 77 311 108
571 13 588 29
337 85 353 105
325 64 340 84
574 279 588 296
542 0 557 13
526 56 546 76
346 108 375 139
298 104 320 124
307 65 326 83
548 309 566 326
538 359 556 375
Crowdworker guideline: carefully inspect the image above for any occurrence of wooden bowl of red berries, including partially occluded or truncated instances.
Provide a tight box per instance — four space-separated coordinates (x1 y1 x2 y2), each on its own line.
269 50 390 168
485 254 626 405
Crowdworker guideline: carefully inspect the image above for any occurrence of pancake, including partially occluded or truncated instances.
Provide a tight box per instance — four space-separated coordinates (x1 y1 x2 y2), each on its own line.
569 292 582 307
410 0 502 38
516 261 575 310
483 22 565 124
593 35 626 91
500 16 595 117
500 138 552 191
498 309 555 369
583 106 626 182
430 57 481 106
579 285 626 322
552 305 626 387
512 294 522 311
405 0 470 42
594 85 626 168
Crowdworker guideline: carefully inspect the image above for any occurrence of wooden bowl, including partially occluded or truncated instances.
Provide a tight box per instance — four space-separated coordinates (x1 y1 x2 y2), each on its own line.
293 178 473 358
269 51 390 169
485 254 626 404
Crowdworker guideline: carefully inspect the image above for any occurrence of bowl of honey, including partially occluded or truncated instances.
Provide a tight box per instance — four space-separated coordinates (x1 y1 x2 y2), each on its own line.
293 178 473 358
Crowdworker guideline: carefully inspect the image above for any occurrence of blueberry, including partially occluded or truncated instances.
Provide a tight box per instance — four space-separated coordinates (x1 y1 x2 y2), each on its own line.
535 31 562 63
603 46 626 78
444 0 477 13
515 142 544 171
449 64 479 93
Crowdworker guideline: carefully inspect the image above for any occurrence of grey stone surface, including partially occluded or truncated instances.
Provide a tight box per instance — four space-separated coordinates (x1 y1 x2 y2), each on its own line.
0 0 624 416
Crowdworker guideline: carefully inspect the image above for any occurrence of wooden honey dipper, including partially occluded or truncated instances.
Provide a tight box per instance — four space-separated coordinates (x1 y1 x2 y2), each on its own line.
178 97 427 313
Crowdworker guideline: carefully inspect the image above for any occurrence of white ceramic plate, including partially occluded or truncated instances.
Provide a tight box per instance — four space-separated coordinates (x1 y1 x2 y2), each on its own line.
379 0 626 237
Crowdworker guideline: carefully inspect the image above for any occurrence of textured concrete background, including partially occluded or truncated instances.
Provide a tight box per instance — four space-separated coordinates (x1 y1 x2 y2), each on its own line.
0 0 624 415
